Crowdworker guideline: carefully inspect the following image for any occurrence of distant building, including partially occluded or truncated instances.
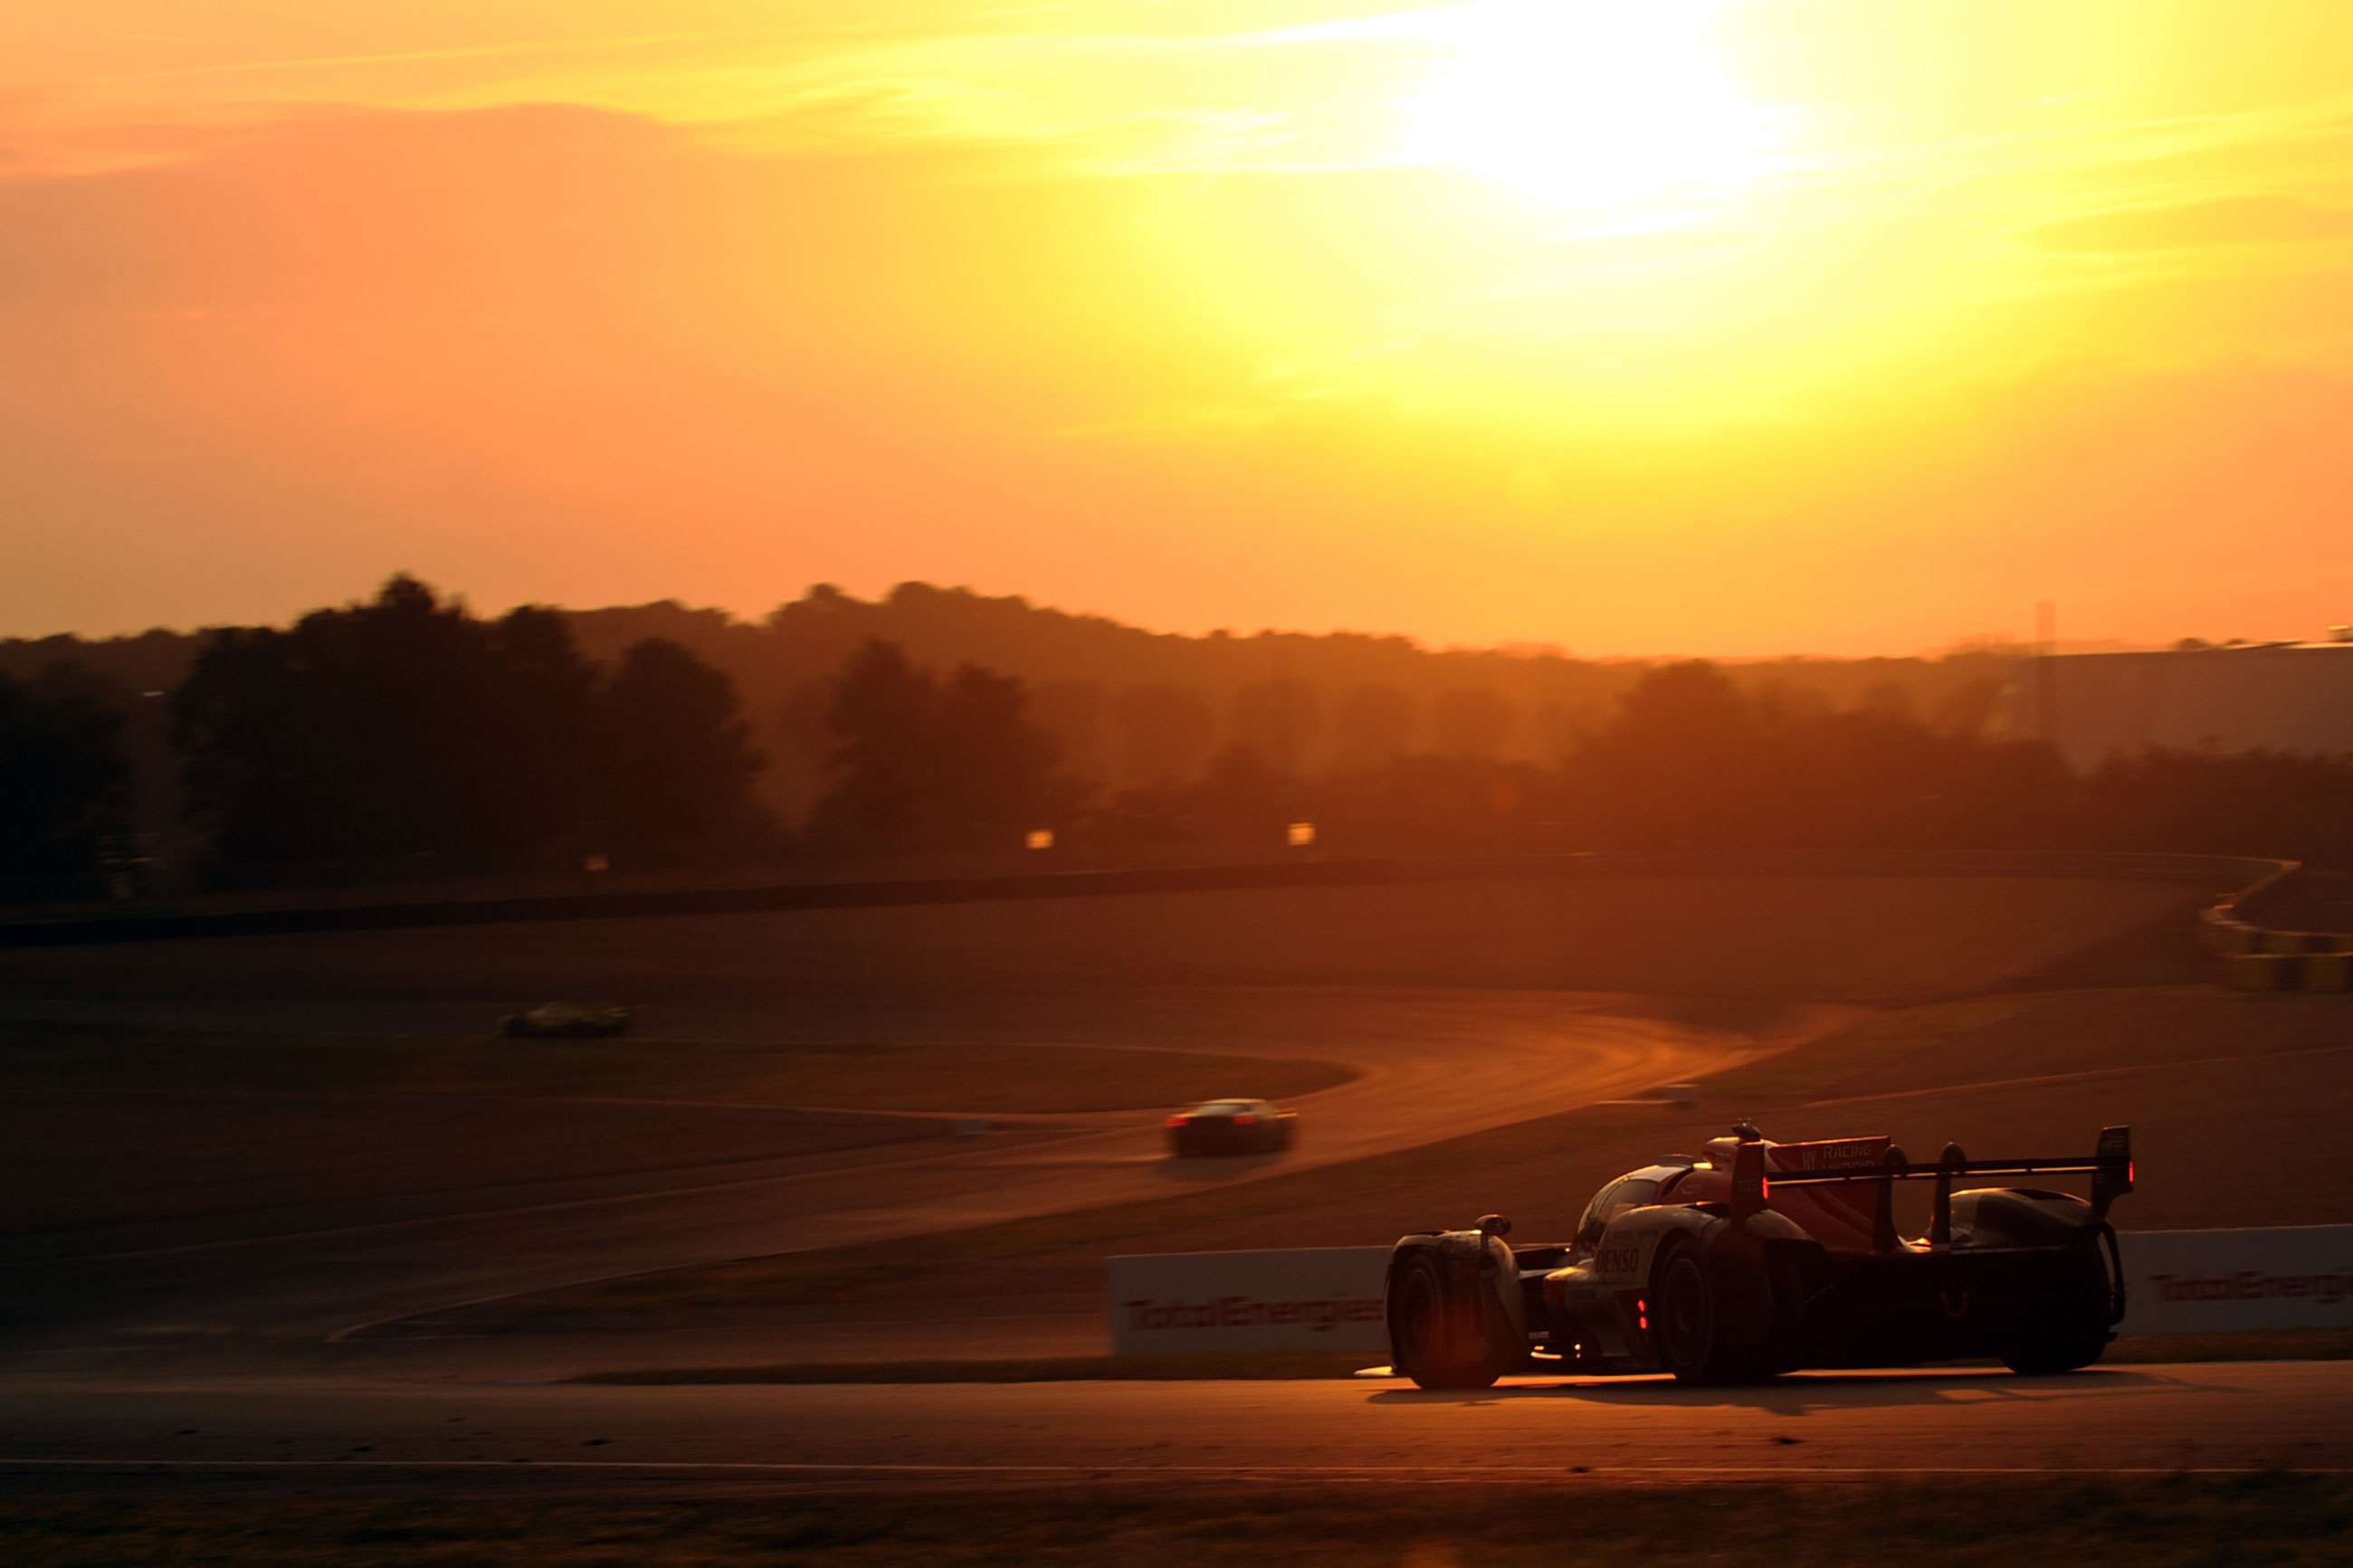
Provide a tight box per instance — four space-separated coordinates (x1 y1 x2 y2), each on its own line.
2011 640 2353 769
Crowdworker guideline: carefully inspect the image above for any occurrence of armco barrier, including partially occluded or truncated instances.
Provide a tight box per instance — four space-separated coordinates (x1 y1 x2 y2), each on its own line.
2224 952 2353 993
1110 1227 2353 1361
2 849 2288 949
0 859 1407 949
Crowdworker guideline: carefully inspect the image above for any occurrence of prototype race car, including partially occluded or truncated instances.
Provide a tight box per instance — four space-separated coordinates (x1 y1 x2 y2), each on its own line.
1386 1122 2131 1389
1165 1098 1300 1157
499 1001 634 1039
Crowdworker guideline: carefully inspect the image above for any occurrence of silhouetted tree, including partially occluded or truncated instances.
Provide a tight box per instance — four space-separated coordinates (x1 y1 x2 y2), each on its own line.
490 604 601 859
1569 660 1765 847
1432 686 1515 758
1230 679 1319 776
1112 683 1218 786
171 576 772 884
1319 753 1560 852
807 640 938 852
1028 681 1108 784
1331 682 1417 769
1927 674 2003 738
173 576 525 876
597 637 768 864
1860 679 1918 725
934 663 1069 843
1188 743 1303 848
808 640 1072 854
0 663 131 898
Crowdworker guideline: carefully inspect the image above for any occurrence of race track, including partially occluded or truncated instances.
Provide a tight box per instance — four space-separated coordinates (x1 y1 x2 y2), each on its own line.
0 872 2234 1392
0 980 1811 1376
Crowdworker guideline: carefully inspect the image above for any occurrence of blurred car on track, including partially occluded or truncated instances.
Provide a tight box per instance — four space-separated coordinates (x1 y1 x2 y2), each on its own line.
1165 1098 1298 1157
499 1001 634 1039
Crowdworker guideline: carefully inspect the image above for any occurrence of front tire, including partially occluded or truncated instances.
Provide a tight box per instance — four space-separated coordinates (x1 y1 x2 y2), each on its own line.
1653 1239 1759 1384
1389 1251 1507 1391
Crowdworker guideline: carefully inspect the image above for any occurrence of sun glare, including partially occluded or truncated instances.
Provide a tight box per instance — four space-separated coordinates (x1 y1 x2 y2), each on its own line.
1398 0 1789 221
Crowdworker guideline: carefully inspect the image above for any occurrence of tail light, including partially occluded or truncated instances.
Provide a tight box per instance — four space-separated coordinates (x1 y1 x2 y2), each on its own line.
1233 1113 1258 1127
1165 1115 1189 1128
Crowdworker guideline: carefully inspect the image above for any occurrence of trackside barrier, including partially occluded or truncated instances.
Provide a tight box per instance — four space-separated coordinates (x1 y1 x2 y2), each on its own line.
1110 1247 1393 1356
2197 859 2353 993
4 849 2293 949
1110 1227 2353 1360
2223 952 2353 993
2124 1227 2353 1335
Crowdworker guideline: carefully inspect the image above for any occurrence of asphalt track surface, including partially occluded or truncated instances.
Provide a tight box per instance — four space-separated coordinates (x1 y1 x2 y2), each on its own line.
9 871 2304 1488
1 981 1804 1375
2 1363 2348 1492
1 871 2180 1369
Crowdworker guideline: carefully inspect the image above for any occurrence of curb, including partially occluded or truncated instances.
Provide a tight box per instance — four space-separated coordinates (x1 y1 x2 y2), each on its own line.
2199 861 2353 993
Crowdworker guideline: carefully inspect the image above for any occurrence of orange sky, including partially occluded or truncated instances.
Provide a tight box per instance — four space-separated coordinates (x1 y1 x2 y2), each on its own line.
5 2 2350 653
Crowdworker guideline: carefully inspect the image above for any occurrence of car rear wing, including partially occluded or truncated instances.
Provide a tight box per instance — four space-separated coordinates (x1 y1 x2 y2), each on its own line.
1730 1126 2133 1246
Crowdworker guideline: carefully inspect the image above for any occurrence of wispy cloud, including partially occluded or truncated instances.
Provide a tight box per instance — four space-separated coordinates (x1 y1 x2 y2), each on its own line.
2034 193 2353 251
88 32 736 84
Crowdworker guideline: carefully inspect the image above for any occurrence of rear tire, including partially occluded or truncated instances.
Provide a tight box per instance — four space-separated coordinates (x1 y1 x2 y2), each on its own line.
2001 1241 2113 1375
1389 1252 1507 1391
2000 1325 2109 1375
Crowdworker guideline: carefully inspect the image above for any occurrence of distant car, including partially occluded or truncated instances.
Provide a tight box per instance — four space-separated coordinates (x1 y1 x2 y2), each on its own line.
1165 1098 1299 1157
499 1002 633 1039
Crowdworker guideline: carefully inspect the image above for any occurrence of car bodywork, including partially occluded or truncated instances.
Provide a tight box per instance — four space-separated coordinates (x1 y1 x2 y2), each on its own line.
1166 1098 1299 1156
1386 1124 2132 1388
499 1001 634 1039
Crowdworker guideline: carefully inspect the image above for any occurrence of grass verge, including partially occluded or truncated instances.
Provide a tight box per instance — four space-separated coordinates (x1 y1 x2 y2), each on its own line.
4 1476 2348 1565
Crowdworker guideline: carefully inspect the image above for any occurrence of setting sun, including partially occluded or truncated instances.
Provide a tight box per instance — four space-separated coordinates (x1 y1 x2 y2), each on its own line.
1396 0 1790 220
5 2 2353 652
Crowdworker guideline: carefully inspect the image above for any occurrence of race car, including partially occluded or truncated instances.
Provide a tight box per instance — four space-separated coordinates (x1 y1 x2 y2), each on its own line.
1386 1121 2131 1389
499 1001 634 1039
1165 1098 1299 1157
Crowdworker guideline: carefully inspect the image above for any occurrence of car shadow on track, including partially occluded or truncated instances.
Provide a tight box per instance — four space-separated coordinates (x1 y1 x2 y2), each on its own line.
1367 1366 2233 1415
1147 1152 1291 1183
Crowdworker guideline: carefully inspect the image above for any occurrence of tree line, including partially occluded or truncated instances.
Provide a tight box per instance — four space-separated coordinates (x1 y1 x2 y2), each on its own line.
5 578 2020 826
167 576 770 886
6 577 2353 901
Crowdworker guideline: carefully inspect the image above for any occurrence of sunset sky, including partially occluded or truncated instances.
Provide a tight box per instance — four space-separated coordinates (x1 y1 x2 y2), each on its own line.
6 2 2350 653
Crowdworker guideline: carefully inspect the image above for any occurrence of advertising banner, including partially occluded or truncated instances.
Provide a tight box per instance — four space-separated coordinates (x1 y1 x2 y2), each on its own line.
1109 1246 1392 1355
2119 1225 2353 1336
